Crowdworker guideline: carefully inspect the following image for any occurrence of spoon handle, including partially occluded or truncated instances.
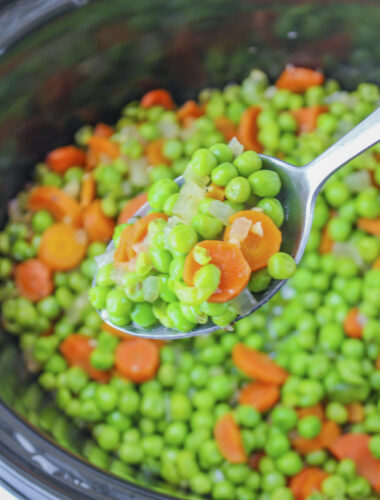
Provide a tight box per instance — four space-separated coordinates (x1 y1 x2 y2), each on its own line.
303 106 380 192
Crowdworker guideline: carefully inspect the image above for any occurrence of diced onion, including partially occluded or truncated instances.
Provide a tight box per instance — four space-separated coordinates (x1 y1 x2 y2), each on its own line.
158 120 179 138
118 125 140 142
357 313 368 327
208 200 235 225
94 250 114 268
332 242 364 267
228 137 244 157
122 181 132 196
129 158 150 187
251 221 264 236
110 268 127 286
66 291 90 324
344 170 371 192
62 180 80 198
228 217 252 243
143 276 161 303
324 91 357 107
264 85 277 99
173 179 206 223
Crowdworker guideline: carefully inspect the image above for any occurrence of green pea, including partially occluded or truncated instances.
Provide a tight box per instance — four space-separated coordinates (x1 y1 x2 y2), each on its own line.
37 296 61 319
163 193 179 216
211 163 238 187
90 348 114 371
190 148 218 176
355 187 380 218
148 179 178 210
166 302 195 332
32 210 54 233
168 224 198 254
210 143 234 163
130 302 157 328
225 176 251 203
233 151 262 177
328 217 352 241
297 416 322 439
268 253 296 279
257 198 284 227
278 112 298 132
192 214 223 239
276 451 303 476
249 170 281 197
106 288 132 318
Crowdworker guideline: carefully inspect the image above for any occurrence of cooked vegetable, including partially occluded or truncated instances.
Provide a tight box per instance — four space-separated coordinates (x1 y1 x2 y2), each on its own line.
15 259 53 302
114 338 159 383
46 145 86 174
28 186 82 226
276 66 324 92
214 413 246 463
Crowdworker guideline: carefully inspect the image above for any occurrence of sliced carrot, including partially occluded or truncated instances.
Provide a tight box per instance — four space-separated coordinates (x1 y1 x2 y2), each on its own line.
373 257 380 269
45 145 86 174
114 224 136 264
214 116 238 142
319 225 334 254
347 403 365 423
276 66 324 92
80 173 96 208
214 413 246 464
184 240 251 303
177 100 204 126
60 334 111 383
237 107 263 152
14 259 53 302
296 404 325 420
248 451 264 470
329 433 380 493
239 381 280 412
232 343 288 385
114 338 160 383
86 136 120 169
376 355 380 371
292 106 328 133
290 467 328 500
292 420 341 455
205 183 225 201
117 193 148 224
357 217 380 236
141 89 175 110
146 138 169 166
223 210 282 271
28 186 82 227
83 199 115 243
343 307 363 338
129 212 168 251
38 223 87 271
93 123 114 138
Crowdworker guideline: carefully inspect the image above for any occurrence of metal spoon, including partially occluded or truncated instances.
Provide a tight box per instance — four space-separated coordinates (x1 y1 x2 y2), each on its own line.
96 107 380 339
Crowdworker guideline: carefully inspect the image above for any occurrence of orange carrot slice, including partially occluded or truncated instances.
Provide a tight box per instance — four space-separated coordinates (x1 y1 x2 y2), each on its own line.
45 145 86 174
60 334 111 383
232 343 288 385
114 338 160 383
205 183 225 201
86 136 120 169
93 123 114 138
357 217 380 236
292 106 328 133
223 210 282 271
319 225 334 254
214 116 238 142
38 223 87 271
214 413 247 464
237 107 263 152
83 199 115 243
146 139 169 166
276 66 324 92
114 224 136 264
347 403 365 423
296 404 325 420
239 381 280 412
373 256 380 269
183 240 251 303
292 420 341 455
117 193 148 224
141 89 175 110
177 100 204 126
329 433 380 493
14 259 53 302
80 173 96 208
28 186 82 227
290 467 328 500
343 307 363 338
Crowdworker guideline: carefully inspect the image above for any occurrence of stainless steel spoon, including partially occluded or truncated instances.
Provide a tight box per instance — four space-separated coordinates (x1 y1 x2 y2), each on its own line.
95 107 380 339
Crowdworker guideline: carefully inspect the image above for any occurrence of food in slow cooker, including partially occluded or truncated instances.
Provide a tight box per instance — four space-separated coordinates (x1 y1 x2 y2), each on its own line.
1 66 380 499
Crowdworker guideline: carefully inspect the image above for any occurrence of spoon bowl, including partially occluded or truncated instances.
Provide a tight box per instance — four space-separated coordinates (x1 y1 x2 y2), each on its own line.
96 107 380 339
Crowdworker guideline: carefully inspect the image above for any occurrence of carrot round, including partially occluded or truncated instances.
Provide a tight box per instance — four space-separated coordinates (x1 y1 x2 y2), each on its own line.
38 223 87 271
14 259 53 302
329 433 380 493
290 467 328 500
214 413 246 464
177 100 204 126
237 107 263 152
117 193 148 224
93 123 114 138
80 173 96 208
296 404 325 420
205 183 225 201
146 139 169 166
141 89 175 110
114 225 136 264
238 381 280 412
276 66 324 92
347 403 365 423
83 199 115 243
86 136 120 169
319 225 334 254
343 307 363 338
130 212 167 249
60 334 111 383
373 256 380 269
292 420 341 455
292 106 328 133
28 186 82 227
223 210 282 271
232 343 288 385
184 240 251 303
114 338 160 383
357 217 380 236
45 145 86 174
214 116 238 142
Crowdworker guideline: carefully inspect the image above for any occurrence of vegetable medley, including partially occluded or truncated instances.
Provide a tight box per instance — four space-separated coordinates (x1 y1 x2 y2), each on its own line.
1 66 380 500
91 138 296 332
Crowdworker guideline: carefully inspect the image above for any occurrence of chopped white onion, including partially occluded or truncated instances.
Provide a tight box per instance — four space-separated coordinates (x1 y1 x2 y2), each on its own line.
251 221 264 236
110 268 127 286
94 250 115 269
332 242 364 267
264 85 277 99
62 180 80 198
173 179 206 223
158 120 179 139
228 137 244 157
324 91 357 108
132 237 149 254
66 291 90 323
208 200 234 225
183 166 210 188
143 276 161 303
357 313 368 327
129 158 150 187
118 125 140 142
252 207 264 212
228 217 252 243
344 170 371 192
179 121 197 140
121 181 132 196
